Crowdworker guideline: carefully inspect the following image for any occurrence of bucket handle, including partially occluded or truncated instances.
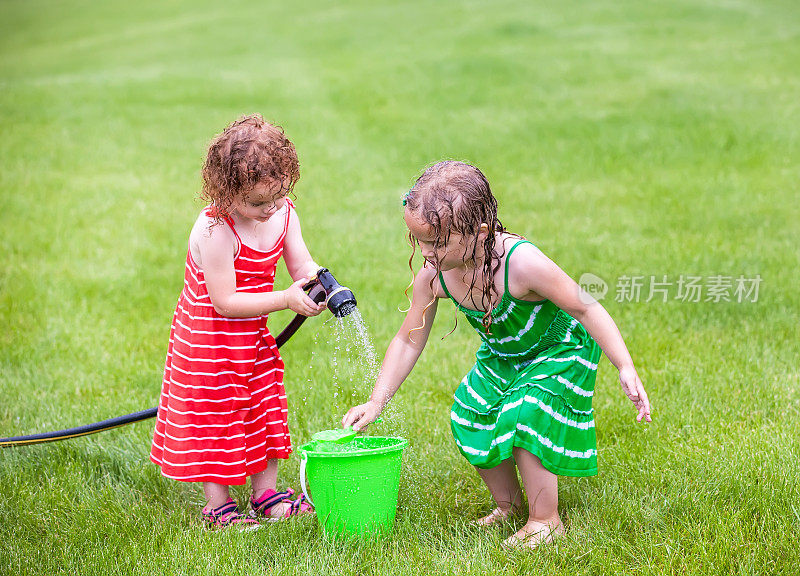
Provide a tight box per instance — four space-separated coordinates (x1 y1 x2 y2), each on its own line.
299 452 314 509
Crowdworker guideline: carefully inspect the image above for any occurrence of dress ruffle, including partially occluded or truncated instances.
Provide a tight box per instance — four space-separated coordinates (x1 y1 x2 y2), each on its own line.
450 321 601 475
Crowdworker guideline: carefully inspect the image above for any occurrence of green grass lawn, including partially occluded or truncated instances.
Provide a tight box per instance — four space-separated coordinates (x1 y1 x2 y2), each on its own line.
1 0 799 574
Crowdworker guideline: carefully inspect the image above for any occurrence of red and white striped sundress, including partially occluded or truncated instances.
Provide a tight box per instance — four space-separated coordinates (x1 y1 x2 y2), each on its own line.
150 201 295 485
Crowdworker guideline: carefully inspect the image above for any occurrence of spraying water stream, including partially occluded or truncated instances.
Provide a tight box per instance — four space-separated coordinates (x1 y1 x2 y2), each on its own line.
298 306 406 439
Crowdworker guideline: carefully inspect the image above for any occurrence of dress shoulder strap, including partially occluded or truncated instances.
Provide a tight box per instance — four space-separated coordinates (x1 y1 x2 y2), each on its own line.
440 239 532 302
503 239 534 291
438 271 455 301
269 198 294 251
203 205 242 253
283 198 294 232
222 215 243 252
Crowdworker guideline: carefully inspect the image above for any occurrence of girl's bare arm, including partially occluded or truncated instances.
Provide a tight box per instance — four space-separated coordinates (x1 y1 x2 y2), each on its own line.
512 244 652 422
343 266 440 430
199 220 321 318
282 208 323 281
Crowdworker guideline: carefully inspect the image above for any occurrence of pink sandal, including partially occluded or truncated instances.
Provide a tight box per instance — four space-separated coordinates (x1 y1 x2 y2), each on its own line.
250 488 313 520
202 498 260 531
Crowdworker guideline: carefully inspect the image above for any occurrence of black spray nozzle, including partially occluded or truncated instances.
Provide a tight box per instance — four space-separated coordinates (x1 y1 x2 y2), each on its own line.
314 268 357 317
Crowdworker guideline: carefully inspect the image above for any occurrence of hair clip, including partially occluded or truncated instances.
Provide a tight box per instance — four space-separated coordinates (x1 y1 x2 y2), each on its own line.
402 189 412 206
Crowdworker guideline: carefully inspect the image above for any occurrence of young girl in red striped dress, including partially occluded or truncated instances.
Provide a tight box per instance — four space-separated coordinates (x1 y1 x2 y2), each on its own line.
151 114 323 529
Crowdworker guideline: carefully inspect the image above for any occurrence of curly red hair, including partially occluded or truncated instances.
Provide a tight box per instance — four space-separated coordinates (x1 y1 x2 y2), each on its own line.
201 114 300 222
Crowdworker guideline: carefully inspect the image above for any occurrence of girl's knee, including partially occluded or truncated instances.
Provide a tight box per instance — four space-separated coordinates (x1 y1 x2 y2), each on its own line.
512 446 540 464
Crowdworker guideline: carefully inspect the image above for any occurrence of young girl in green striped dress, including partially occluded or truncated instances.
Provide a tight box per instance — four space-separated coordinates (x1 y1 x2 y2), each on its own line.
343 160 651 548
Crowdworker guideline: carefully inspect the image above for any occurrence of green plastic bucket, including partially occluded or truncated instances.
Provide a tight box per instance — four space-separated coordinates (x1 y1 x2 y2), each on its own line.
299 436 407 537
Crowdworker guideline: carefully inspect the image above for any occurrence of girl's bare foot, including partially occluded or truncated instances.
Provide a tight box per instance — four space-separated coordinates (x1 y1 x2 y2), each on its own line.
502 519 565 549
472 505 518 527
265 500 292 518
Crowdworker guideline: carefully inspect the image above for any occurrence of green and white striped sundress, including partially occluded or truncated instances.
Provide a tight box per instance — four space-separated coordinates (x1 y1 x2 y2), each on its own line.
443 240 601 476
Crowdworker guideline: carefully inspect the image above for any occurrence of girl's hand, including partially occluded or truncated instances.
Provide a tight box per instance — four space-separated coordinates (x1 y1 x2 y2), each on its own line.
283 278 325 317
619 366 651 422
342 400 383 431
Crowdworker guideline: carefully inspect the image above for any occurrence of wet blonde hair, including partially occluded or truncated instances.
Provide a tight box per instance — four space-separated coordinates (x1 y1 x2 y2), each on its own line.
404 161 510 335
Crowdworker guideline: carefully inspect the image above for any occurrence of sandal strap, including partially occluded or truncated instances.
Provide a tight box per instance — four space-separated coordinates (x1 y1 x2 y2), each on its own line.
250 489 313 519
251 489 293 515
203 499 259 528
286 493 313 517
204 499 238 519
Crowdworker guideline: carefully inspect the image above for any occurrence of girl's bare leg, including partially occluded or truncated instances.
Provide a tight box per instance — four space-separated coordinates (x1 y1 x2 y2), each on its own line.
505 447 564 547
250 459 278 498
203 482 231 509
474 457 523 525
250 459 292 517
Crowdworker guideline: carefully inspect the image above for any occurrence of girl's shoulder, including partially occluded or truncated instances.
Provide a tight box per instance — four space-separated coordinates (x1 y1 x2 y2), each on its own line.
189 209 235 242
501 234 553 301
497 233 538 253
498 233 546 261
415 263 448 299
188 208 237 266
